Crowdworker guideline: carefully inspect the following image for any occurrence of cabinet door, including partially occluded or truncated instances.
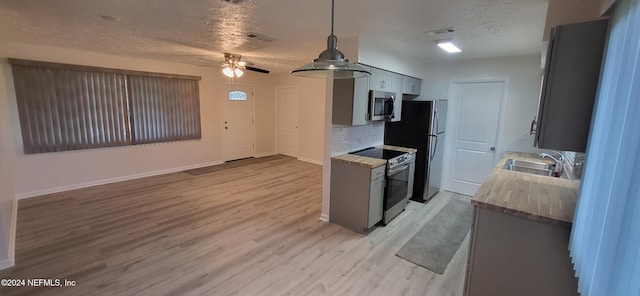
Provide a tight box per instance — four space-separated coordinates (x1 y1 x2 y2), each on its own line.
370 68 384 91
332 70 370 126
390 74 403 122
352 76 370 125
368 175 384 228
370 68 395 91
402 77 422 95
403 76 414 94
382 71 395 91
534 19 608 152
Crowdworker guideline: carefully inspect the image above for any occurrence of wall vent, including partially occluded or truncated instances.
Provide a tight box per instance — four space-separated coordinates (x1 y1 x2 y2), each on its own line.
246 32 275 43
425 27 455 37
221 0 246 4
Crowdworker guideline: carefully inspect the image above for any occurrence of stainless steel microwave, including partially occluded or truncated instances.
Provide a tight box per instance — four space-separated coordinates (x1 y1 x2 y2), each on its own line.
369 90 395 121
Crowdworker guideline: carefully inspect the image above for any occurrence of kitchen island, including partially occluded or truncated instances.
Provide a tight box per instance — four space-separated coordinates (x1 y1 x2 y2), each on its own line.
464 152 580 296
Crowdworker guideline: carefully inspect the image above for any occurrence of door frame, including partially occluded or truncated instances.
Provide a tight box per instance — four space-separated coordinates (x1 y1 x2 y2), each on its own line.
442 78 510 193
275 86 300 157
220 83 256 161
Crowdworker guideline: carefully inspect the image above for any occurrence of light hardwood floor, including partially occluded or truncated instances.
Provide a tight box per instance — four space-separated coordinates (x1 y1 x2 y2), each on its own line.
0 156 469 296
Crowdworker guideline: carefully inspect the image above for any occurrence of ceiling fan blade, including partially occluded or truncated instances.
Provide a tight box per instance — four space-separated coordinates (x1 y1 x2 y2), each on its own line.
245 66 270 74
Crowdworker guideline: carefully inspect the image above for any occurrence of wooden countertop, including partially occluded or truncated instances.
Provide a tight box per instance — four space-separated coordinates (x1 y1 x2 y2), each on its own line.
471 152 580 228
332 154 387 168
331 145 417 168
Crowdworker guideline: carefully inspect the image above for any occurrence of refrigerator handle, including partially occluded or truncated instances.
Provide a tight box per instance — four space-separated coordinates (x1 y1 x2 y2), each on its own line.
434 107 439 134
430 135 438 161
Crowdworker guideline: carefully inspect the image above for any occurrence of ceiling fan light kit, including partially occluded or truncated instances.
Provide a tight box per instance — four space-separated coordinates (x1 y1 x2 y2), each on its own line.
291 0 370 79
234 68 244 77
222 53 246 78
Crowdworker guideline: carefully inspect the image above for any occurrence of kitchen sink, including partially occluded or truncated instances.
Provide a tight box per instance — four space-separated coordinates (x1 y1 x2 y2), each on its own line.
503 159 555 177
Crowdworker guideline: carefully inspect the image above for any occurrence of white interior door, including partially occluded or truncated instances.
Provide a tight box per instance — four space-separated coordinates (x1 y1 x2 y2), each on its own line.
276 87 299 157
222 84 255 161
447 81 505 196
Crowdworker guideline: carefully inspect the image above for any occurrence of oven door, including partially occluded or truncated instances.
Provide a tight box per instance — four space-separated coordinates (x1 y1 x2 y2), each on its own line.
369 91 395 121
385 163 410 210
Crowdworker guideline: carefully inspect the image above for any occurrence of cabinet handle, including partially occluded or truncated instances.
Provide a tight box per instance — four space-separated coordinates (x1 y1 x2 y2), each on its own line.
530 116 537 135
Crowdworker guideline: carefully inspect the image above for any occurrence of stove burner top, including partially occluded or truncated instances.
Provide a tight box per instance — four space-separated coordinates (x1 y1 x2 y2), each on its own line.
350 147 404 160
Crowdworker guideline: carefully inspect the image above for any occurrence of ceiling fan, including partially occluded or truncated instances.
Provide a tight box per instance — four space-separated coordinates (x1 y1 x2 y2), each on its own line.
209 53 269 78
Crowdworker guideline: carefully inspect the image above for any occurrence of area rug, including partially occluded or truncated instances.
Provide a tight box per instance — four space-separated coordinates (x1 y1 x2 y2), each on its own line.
396 198 473 274
183 155 289 175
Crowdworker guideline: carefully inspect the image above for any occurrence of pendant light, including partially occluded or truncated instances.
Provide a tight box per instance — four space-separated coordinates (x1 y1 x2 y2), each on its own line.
291 0 370 79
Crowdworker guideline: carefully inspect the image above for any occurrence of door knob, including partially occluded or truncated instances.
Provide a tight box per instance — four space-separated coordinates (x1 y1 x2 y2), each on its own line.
490 147 496 151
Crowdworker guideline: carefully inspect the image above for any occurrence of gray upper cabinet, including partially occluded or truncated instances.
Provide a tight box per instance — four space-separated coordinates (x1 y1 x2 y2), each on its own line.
332 65 371 126
369 67 395 92
332 63 422 125
402 76 422 96
534 19 609 152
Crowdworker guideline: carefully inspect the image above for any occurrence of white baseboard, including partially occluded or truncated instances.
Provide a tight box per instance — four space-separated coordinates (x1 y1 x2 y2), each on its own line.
0 258 14 270
15 160 224 200
319 213 329 222
297 157 324 166
254 152 277 158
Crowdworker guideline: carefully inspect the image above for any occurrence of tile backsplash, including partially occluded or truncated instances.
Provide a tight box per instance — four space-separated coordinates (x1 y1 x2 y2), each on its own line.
332 122 385 156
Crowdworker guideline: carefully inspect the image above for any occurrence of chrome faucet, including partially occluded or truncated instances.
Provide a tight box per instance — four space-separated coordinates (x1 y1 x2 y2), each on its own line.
540 151 565 177
540 151 565 163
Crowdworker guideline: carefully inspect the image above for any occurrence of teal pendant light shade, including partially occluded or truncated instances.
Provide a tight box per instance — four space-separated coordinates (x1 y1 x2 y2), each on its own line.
291 0 370 79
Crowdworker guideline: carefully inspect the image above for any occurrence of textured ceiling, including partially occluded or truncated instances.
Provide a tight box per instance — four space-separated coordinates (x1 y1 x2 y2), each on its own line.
0 0 549 74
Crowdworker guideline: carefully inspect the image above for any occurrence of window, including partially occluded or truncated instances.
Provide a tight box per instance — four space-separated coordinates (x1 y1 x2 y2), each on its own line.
9 59 202 154
228 90 248 101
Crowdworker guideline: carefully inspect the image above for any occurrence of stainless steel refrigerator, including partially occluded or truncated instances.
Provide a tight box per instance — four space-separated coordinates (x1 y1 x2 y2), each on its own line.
384 100 447 202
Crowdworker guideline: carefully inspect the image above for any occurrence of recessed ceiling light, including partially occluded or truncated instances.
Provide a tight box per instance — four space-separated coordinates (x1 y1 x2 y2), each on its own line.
437 41 461 53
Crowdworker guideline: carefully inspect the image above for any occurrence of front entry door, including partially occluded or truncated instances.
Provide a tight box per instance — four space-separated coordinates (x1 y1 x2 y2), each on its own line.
222 84 255 161
448 81 505 196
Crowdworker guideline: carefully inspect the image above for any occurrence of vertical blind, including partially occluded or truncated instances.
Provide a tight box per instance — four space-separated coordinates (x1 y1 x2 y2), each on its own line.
569 0 640 295
9 60 201 154
12 66 130 153
128 75 201 144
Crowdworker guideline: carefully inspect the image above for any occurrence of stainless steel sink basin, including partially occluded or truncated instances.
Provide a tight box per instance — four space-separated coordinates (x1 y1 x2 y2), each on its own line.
503 159 555 177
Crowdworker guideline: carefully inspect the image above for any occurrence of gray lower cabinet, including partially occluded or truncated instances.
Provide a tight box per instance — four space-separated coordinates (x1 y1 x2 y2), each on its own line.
330 160 385 233
464 206 578 296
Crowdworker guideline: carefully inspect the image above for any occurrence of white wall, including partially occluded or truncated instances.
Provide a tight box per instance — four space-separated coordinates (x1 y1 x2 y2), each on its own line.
0 115 16 268
272 75 326 164
357 39 425 79
421 55 543 151
0 42 276 198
